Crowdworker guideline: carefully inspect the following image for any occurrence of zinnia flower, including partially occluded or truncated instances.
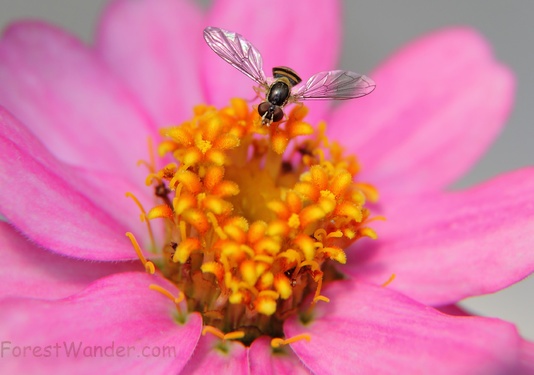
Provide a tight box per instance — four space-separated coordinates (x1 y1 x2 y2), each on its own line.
0 0 533 374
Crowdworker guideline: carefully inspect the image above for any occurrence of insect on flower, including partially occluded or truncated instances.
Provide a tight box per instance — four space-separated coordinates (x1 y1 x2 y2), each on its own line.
203 26 377 125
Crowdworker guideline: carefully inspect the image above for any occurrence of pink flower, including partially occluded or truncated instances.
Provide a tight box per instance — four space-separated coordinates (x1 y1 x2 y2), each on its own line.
0 0 533 374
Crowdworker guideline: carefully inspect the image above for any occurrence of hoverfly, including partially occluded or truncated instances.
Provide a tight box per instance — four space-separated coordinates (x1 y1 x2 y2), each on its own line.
203 26 376 126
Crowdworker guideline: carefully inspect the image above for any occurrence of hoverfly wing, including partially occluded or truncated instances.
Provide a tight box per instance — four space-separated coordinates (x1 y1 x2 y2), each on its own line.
203 26 267 86
294 70 376 100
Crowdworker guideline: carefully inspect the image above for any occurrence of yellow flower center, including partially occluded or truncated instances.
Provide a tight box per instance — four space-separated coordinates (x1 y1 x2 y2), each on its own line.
128 98 379 345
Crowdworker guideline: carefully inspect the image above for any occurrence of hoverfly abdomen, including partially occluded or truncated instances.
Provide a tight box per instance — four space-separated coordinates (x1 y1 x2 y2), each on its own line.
272 66 302 86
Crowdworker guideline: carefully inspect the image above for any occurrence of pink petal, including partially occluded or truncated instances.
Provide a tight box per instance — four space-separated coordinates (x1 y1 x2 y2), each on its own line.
0 107 142 261
285 281 521 374
343 168 534 305
249 337 310 375
520 339 534 375
180 334 249 374
0 272 202 374
204 0 341 123
435 304 471 317
0 21 157 183
69 164 159 241
96 0 205 126
0 222 140 299
329 27 514 195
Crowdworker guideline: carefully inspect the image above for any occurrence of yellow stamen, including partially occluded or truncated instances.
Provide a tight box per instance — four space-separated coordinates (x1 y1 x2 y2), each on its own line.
274 274 292 299
125 192 156 251
368 215 387 223
149 284 185 315
355 182 380 203
271 334 312 348
223 331 246 340
360 227 378 239
136 137 157 175
381 273 396 287
202 326 245 341
256 296 277 315
202 326 224 340
146 204 174 220
125 232 155 274
149 284 185 304
146 137 157 173
173 238 201 263
311 273 329 305
201 262 224 280
179 220 187 242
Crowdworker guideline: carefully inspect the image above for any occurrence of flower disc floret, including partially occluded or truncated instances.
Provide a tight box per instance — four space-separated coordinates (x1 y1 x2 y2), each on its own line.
129 99 378 344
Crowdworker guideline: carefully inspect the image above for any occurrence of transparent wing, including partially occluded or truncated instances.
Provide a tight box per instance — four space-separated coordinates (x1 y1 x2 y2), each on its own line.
294 70 376 100
203 26 267 86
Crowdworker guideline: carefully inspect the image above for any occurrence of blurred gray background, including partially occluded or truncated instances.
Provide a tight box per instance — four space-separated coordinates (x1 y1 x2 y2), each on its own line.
1 1 532 339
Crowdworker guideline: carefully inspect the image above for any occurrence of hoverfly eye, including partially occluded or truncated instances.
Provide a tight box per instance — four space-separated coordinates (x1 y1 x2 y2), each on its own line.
273 107 284 122
258 102 270 116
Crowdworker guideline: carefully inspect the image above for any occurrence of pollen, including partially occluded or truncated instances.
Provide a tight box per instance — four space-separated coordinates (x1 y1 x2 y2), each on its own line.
128 99 379 345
